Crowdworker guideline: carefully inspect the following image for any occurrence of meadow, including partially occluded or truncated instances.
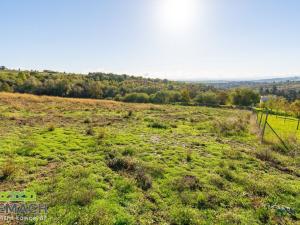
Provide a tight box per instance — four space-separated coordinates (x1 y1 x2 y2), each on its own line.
0 92 299 224
256 111 300 150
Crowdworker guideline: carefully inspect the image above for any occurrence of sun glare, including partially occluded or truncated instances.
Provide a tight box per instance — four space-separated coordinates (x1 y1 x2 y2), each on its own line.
156 0 199 34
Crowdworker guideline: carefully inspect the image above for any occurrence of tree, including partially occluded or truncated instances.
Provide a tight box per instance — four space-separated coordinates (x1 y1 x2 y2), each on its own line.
230 89 260 106
181 89 190 103
291 100 300 118
123 93 149 103
150 91 170 104
195 91 220 106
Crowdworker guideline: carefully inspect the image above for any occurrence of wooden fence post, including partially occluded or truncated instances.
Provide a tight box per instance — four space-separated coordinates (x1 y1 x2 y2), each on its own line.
261 111 269 143
259 112 263 126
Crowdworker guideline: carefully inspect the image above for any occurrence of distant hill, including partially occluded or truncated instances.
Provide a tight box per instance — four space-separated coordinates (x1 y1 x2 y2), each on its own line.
202 76 300 89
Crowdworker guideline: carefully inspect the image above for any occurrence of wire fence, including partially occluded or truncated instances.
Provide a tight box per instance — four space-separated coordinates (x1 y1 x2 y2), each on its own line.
254 109 300 150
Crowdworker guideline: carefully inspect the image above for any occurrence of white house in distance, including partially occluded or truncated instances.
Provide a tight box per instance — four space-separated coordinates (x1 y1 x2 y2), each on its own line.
260 96 270 104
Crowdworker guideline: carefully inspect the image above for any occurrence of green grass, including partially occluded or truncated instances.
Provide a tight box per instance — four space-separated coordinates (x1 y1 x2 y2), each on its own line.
257 112 300 145
0 92 299 224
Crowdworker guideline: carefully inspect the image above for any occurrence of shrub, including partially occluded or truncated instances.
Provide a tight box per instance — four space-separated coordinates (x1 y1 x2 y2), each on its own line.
123 93 149 103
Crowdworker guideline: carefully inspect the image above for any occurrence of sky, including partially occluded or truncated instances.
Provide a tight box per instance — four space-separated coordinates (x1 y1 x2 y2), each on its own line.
0 0 300 80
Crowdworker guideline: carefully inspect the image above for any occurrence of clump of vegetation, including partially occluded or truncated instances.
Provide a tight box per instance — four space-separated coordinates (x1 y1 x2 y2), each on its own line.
123 110 133 118
212 116 248 136
256 148 280 165
210 175 226 189
135 170 152 190
122 147 135 156
47 124 55 131
174 175 202 192
107 156 152 190
107 156 137 172
83 118 92 123
0 161 16 181
170 207 199 225
197 192 229 210
148 121 168 129
186 149 192 162
217 167 236 182
96 129 106 144
86 126 95 136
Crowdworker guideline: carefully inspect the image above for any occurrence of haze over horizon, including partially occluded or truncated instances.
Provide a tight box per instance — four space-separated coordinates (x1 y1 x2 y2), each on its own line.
1 0 300 80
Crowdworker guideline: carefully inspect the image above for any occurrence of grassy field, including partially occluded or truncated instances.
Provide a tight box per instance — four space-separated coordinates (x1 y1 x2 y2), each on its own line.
0 92 299 224
257 112 300 148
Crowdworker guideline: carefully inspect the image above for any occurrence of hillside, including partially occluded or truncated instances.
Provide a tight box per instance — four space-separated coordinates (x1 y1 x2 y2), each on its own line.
0 92 299 224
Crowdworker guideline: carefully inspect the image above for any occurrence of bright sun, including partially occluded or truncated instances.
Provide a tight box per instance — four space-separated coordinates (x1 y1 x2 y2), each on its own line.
156 0 199 34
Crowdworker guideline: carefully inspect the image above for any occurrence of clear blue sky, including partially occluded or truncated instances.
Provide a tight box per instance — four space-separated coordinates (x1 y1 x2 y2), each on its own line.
1 0 300 80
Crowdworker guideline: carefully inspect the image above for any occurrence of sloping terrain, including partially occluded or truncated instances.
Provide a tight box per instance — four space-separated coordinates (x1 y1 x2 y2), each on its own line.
0 93 299 224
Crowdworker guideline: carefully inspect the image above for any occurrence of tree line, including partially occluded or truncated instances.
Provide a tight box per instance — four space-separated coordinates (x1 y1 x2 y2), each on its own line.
0 69 261 106
260 96 300 118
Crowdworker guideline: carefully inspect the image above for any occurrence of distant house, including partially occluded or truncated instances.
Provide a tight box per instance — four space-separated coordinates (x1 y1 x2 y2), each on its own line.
260 96 270 104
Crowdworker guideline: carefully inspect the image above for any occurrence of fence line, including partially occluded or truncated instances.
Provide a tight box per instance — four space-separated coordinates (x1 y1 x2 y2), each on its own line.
253 109 296 151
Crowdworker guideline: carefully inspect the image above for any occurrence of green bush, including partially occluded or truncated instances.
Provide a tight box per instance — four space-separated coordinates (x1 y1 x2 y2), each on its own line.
195 91 220 106
123 93 149 103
